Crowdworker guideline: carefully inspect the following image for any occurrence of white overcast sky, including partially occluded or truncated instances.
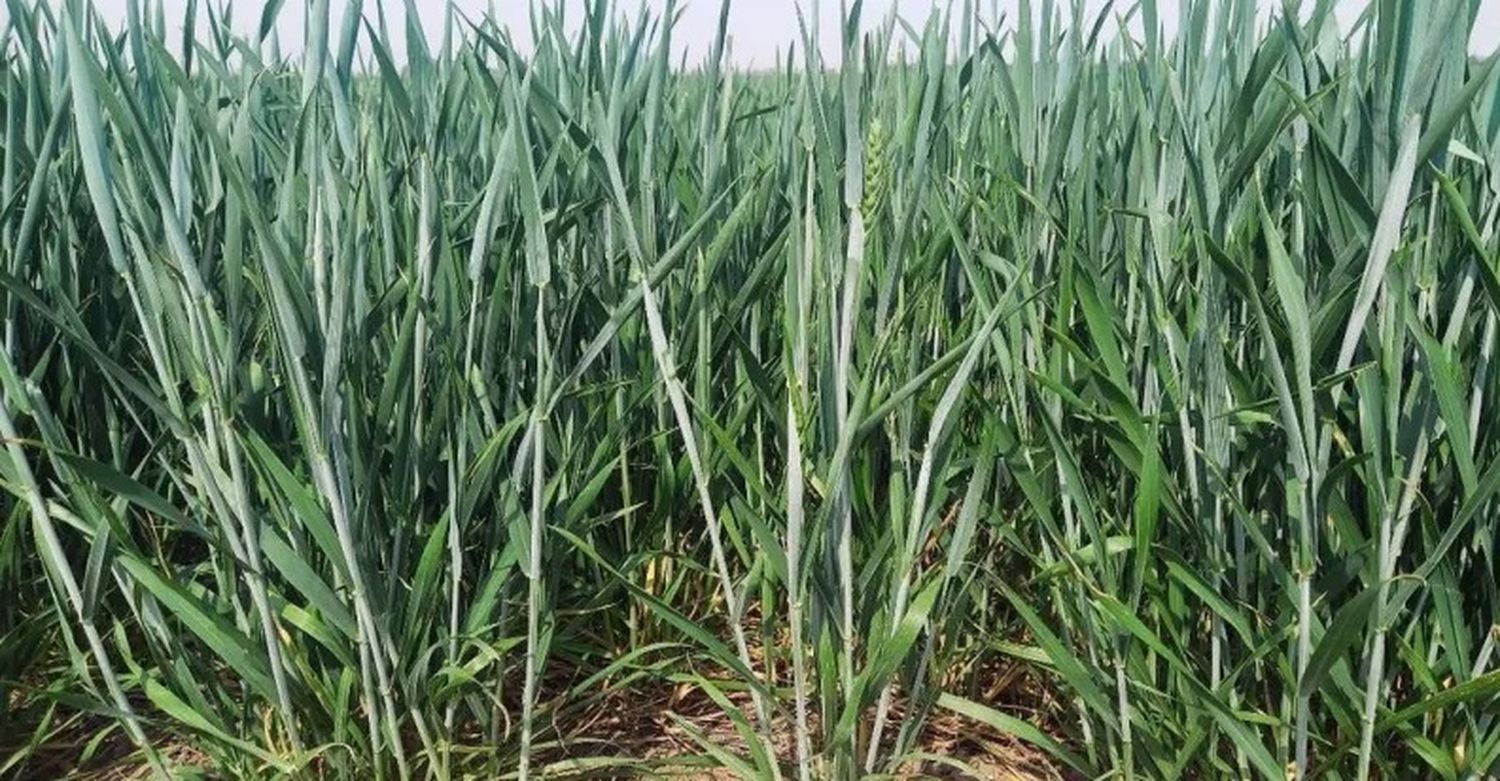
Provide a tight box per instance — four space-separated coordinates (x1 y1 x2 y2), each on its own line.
71 1 1500 70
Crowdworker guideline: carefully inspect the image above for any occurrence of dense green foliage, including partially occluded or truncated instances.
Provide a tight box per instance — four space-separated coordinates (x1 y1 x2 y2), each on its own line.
1 0 1498 778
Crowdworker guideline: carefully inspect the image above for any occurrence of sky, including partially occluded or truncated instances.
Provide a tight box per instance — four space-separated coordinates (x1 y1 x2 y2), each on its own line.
65 0 1500 71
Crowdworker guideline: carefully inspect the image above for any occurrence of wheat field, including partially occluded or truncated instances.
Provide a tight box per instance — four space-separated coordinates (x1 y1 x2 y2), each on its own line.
0 0 1497 778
